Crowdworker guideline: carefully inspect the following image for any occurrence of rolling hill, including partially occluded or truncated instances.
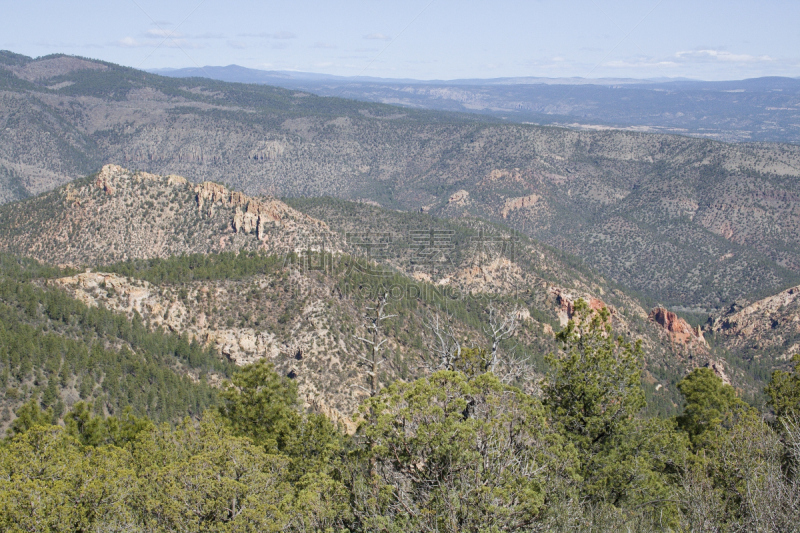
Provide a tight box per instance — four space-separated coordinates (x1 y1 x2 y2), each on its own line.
0 164 748 421
2 51 800 313
153 64 800 144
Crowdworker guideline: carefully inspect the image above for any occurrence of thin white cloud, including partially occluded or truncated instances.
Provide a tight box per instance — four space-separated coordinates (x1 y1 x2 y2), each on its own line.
115 36 203 49
364 33 392 41
238 31 296 39
195 32 226 39
146 28 183 38
118 37 143 48
313 41 337 49
604 59 679 68
676 49 774 63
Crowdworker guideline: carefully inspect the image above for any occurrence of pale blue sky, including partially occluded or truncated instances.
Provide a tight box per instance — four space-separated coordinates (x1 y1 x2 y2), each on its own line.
1 0 797 80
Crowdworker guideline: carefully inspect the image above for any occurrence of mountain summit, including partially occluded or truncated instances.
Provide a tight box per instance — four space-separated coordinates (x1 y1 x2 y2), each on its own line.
0 164 335 266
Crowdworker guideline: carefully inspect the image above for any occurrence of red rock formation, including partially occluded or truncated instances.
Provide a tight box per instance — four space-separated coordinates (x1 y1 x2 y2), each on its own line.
649 307 698 344
588 297 607 313
551 288 611 326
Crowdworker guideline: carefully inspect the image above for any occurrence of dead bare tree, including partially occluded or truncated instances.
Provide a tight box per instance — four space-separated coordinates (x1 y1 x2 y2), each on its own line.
422 303 531 383
484 303 520 374
493 345 536 386
421 310 464 372
354 293 397 397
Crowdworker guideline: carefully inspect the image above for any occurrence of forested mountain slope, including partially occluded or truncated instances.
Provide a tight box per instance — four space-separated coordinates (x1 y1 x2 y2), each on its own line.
154 64 800 144
0 254 228 434
0 166 753 420
2 52 800 310
2 167 800 531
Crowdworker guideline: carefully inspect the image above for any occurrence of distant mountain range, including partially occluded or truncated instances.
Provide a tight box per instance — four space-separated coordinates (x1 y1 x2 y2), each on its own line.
151 65 800 144
3 50 800 314
148 65 694 86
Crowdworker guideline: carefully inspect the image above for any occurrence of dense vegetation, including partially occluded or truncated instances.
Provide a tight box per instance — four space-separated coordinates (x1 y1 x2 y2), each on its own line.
2 299 799 531
0 253 230 428
102 251 286 285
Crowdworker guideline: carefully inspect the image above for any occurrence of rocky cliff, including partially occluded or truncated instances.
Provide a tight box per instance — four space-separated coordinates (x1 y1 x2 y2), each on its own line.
710 285 800 363
48 270 363 431
501 194 540 219
0 164 339 267
649 307 706 346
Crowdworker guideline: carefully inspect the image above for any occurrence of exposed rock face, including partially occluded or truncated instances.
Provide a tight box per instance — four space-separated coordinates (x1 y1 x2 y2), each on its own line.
485 168 528 185
95 164 121 195
710 285 800 361
449 256 527 297
0 164 338 266
193 179 328 241
649 307 702 345
555 291 574 326
167 174 187 186
705 359 732 386
50 270 363 431
447 189 470 206
501 194 540 219
551 288 611 327
248 140 286 161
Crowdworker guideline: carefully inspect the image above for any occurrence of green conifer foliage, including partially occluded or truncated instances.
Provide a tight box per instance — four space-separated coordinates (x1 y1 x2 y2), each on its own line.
676 367 749 446
544 300 646 451
765 354 800 419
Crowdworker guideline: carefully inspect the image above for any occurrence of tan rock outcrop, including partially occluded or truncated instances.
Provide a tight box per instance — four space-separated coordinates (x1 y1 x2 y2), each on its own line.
95 164 122 195
195 181 229 210
193 179 327 240
95 164 180 195
248 140 286 161
448 189 470 206
705 360 732 386
501 194 540 218
167 174 187 186
710 285 800 361
485 168 527 185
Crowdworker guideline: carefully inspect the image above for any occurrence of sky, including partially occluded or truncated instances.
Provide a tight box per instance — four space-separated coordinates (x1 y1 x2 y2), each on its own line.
1 0 798 81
